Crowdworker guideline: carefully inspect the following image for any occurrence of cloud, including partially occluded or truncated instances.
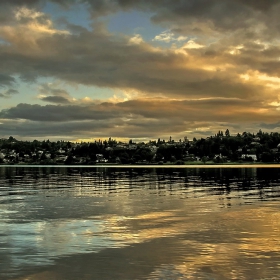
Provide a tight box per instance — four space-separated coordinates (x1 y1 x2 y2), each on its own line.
0 6 69 54
128 34 144 45
39 83 70 96
0 97 279 140
1 21 276 102
0 0 280 140
153 30 187 43
2 1 279 36
0 1 279 103
0 117 266 140
182 40 204 49
0 74 16 87
0 118 113 139
64 0 280 40
0 103 122 122
0 88 18 98
153 31 174 43
38 83 72 104
0 98 262 123
40 95 70 104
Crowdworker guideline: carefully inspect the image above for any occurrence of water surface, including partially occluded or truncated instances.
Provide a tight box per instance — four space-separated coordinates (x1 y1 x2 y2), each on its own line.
0 166 280 280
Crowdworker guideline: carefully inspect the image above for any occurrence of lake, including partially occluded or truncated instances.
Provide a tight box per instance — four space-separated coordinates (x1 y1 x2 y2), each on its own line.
0 166 280 280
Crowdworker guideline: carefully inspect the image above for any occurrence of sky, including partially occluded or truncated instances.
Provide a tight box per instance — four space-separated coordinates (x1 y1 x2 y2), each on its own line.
1 0 280 142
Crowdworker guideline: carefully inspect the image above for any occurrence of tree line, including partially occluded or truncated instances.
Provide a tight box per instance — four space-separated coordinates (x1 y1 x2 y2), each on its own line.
1 129 280 164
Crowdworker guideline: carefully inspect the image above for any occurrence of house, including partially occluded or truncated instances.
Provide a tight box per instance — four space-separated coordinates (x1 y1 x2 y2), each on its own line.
253 137 260 142
241 154 257 161
96 154 108 163
58 148 66 154
128 144 137 150
116 143 128 149
251 142 261 146
148 145 158 152
45 153 52 159
55 155 67 163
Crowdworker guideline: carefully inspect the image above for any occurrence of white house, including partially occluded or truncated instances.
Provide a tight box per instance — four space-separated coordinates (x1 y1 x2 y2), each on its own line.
241 154 257 161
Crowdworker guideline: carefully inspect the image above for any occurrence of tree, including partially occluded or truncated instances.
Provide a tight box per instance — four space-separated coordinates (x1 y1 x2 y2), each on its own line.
217 131 223 137
8 136 16 142
225 129 230 137
65 155 74 165
261 152 274 162
170 155 176 162
257 129 263 137
118 152 130 163
202 156 208 164
40 152 47 161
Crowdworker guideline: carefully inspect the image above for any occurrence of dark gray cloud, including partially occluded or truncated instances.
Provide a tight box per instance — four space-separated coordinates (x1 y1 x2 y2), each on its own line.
0 119 119 142
0 0 76 8
0 97 278 140
0 74 16 87
259 122 280 130
38 83 72 104
39 84 69 96
81 0 280 18
149 0 280 30
80 0 280 40
0 103 121 121
40 95 70 104
0 88 18 98
0 119 112 137
0 0 280 140
236 0 279 11
0 97 275 123
0 25 272 100
0 1 40 24
0 0 40 5
1 0 279 33
0 0 279 100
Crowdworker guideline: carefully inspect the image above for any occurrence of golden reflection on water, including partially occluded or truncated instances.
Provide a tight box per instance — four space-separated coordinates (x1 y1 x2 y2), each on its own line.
1 167 280 280
10 201 280 280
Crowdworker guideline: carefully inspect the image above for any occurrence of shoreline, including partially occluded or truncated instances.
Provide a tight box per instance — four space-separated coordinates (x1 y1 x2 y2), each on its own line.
1 163 280 168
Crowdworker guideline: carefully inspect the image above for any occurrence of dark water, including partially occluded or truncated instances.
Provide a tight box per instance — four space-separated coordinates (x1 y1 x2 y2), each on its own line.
0 166 280 280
